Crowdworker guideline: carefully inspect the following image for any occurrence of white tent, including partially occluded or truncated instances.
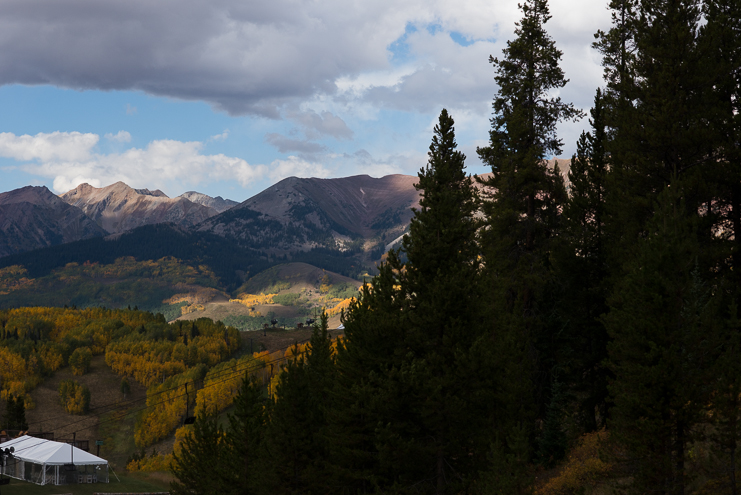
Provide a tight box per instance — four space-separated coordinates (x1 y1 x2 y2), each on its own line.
0 435 108 486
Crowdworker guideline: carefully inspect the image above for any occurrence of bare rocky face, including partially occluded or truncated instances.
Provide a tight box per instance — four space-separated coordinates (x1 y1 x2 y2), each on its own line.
60 182 220 234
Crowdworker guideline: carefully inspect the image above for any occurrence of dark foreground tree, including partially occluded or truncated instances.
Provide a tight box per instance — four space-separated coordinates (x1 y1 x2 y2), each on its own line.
553 88 611 432
331 109 490 494
1 394 28 431
701 2 741 490
220 375 268 495
605 181 713 494
476 0 579 466
266 312 334 494
170 411 225 495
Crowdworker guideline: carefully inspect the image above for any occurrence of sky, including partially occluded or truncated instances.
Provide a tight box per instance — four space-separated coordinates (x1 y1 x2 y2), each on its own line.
0 0 611 202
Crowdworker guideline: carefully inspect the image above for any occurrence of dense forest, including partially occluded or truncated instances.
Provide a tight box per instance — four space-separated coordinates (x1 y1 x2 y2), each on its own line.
167 0 741 493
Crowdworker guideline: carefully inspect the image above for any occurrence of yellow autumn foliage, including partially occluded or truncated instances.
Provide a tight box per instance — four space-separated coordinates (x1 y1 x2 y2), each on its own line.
195 355 257 416
324 298 354 318
180 304 205 315
535 429 612 495
230 293 276 307
126 453 173 472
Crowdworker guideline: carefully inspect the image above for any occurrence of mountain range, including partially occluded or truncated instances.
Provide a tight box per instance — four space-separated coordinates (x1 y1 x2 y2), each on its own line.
0 174 423 265
0 185 106 258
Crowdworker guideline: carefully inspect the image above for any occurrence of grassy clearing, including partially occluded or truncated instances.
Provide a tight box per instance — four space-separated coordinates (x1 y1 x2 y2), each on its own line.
0 470 172 494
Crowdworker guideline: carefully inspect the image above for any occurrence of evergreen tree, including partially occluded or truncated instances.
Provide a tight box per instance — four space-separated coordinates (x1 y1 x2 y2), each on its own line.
593 0 638 143
266 313 334 494
376 109 488 494
701 2 741 490
474 425 532 494
120 377 130 399
330 109 490 494
1 395 28 431
328 250 409 493
709 299 741 495
535 377 567 467
221 375 268 495
553 88 611 432
476 0 578 440
170 411 225 495
605 181 713 494
601 0 709 261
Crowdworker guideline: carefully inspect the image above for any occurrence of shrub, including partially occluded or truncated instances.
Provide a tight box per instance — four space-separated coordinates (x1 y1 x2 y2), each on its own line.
69 347 92 375
58 380 91 415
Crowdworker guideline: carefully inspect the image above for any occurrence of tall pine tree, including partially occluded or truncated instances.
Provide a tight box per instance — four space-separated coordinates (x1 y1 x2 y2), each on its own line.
266 313 335 494
553 88 611 432
170 411 226 495
700 1 741 491
605 180 714 494
476 0 579 434
220 375 268 495
331 109 490 494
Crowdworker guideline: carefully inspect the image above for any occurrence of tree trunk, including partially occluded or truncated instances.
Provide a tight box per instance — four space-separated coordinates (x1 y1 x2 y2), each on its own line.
436 446 445 495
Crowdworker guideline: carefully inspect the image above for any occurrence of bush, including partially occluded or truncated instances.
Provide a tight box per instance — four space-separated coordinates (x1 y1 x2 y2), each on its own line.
121 377 131 398
58 380 91 415
69 347 92 375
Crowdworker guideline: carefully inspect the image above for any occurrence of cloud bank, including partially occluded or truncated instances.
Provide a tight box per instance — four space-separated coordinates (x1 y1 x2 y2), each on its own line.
0 131 330 195
0 0 610 120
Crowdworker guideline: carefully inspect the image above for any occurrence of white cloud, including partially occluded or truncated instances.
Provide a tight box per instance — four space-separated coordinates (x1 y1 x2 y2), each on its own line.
286 109 354 141
104 131 132 143
0 1 613 184
265 133 327 155
0 131 321 195
53 175 101 193
268 156 331 181
209 129 230 142
0 131 98 162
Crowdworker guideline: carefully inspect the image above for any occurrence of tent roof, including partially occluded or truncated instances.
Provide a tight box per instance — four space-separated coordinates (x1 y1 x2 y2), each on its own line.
0 436 107 466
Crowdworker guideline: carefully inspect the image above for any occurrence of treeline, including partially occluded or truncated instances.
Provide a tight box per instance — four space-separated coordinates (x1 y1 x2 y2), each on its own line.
0 223 273 291
0 256 223 312
171 0 741 492
133 336 339 450
0 221 371 296
169 315 338 494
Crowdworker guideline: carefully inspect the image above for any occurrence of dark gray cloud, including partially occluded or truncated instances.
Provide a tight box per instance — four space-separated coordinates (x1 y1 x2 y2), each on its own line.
0 0 395 116
264 133 327 154
287 110 354 140
0 0 607 132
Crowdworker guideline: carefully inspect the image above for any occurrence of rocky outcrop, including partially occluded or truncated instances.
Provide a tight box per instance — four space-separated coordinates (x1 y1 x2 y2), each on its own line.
179 191 238 213
0 186 105 257
61 182 219 234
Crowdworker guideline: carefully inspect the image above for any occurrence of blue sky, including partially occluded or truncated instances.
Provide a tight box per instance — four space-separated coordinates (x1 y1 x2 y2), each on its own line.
0 0 609 202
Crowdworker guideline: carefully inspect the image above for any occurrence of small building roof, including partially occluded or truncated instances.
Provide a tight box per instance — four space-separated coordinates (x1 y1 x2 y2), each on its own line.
0 435 107 466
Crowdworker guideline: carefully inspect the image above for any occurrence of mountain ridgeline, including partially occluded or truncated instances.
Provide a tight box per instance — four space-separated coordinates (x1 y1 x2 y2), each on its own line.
0 174 423 300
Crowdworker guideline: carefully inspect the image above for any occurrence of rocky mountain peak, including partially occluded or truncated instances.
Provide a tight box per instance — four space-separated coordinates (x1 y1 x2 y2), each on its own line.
60 181 218 234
